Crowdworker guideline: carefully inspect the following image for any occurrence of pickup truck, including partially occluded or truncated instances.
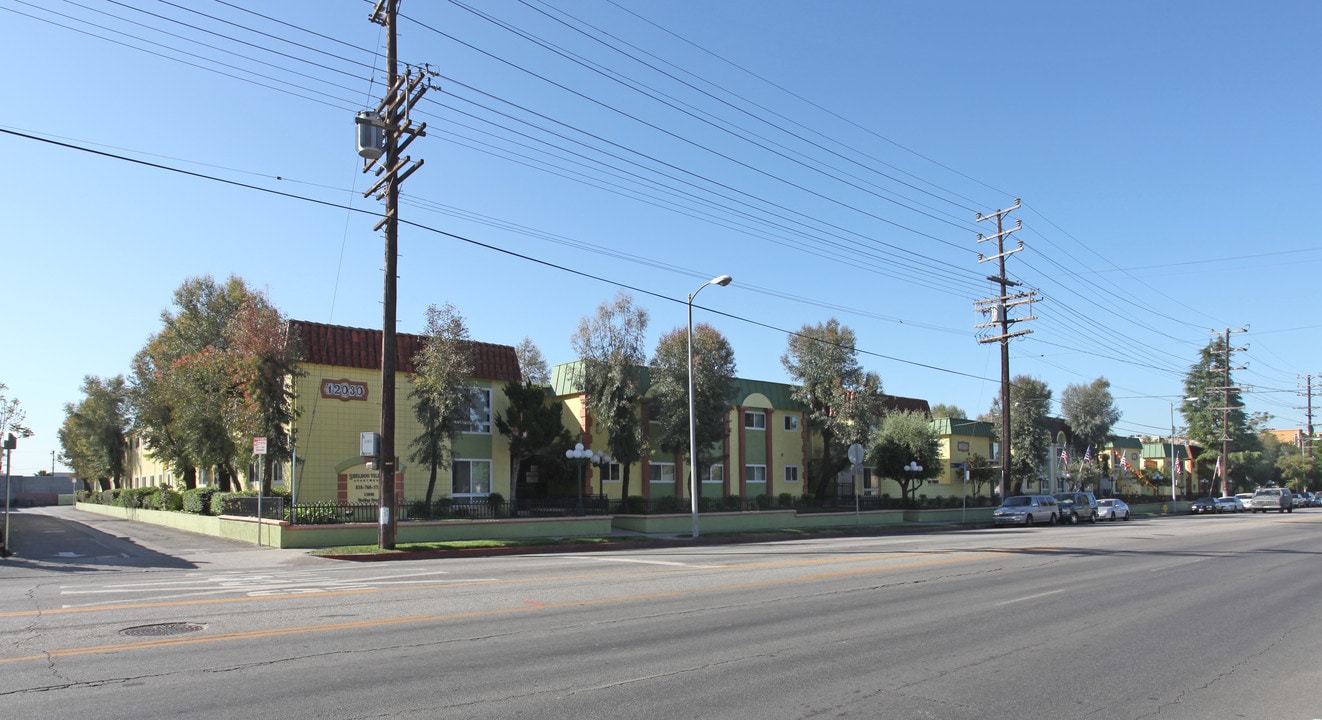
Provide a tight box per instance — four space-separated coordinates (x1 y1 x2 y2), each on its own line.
1249 487 1293 513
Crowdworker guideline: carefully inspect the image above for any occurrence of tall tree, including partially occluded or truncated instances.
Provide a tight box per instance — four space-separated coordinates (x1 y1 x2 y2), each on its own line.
409 302 478 506
59 376 129 491
1060 377 1121 454
228 299 303 495
988 375 1052 495
514 337 550 387
129 275 257 491
867 410 940 506
928 403 968 420
1181 336 1259 494
570 292 649 501
648 323 738 482
781 319 883 499
495 380 575 507
0 382 33 444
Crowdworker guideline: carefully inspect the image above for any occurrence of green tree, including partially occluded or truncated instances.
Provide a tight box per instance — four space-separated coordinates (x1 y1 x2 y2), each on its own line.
648 323 738 482
1060 378 1121 453
989 375 1052 495
965 452 997 500
59 376 130 491
514 337 550 387
0 382 33 443
495 380 575 508
1277 454 1318 491
571 292 649 501
1181 336 1258 494
129 275 259 491
866 410 940 507
928 403 968 420
409 302 478 506
228 297 302 495
781 319 884 499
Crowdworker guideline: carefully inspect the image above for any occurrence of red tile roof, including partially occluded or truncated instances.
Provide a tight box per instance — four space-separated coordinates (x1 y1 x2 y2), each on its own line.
289 319 521 382
882 394 931 415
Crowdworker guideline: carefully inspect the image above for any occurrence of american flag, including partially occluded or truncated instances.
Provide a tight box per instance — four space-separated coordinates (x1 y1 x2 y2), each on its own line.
1120 453 1131 471
1060 447 1069 467
1214 455 1222 479
1083 445 1093 464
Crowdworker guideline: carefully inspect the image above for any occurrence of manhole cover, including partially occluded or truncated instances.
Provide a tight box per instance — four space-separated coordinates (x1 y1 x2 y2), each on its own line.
121 622 206 637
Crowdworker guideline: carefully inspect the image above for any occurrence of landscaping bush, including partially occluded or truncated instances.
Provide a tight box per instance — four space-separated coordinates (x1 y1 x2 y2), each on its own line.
653 495 681 513
754 494 772 510
150 487 184 511
778 492 794 508
622 495 648 514
182 488 215 515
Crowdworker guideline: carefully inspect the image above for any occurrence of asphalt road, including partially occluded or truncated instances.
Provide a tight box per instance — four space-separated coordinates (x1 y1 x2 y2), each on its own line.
1 505 1320 719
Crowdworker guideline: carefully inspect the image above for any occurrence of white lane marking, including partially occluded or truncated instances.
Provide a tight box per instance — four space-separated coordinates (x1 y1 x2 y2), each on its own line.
994 588 1067 606
571 556 718 568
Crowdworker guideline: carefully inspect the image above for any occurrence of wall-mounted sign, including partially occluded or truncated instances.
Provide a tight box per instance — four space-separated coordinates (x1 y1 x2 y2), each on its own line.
957 441 970 452
322 378 369 401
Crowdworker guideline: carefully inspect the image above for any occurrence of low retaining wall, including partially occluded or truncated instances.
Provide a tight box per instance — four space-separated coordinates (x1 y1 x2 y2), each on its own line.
74 502 613 549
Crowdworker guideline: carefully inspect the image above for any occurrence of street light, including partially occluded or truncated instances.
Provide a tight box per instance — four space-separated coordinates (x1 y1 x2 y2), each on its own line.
688 274 732 538
565 442 609 516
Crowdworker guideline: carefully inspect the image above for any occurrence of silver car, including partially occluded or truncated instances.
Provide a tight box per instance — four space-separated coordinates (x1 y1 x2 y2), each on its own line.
993 495 1059 526
1096 498 1130 521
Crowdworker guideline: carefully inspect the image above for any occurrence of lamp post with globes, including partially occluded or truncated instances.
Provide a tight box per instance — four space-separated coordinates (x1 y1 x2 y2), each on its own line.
565 442 609 517
904 460 923 503
688 274 732 539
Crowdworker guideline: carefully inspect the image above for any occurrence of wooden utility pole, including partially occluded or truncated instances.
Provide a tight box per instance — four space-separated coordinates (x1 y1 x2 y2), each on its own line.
363 0 430 549
974 199 1036 498
1211 328 1247 497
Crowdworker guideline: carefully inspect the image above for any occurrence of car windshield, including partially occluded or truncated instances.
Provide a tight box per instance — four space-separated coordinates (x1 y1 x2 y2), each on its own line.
1002 497 1031 507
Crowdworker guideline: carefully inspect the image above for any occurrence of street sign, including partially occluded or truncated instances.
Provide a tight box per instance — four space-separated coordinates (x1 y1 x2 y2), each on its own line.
950 462 965 470
847 443 864 466
252 437 267 455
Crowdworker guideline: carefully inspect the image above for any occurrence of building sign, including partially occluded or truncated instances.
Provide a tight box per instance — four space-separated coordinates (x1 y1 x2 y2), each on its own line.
322 378 369 401
957 441 969 452
346 470 379 503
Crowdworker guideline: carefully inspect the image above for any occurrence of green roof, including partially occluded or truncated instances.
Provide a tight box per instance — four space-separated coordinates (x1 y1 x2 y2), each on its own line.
930 417 995 438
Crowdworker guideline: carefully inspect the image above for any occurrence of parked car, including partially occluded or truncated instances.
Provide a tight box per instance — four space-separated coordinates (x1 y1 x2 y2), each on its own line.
1234 492 1255 509
993 495 1059 526
1189 497 1218 514
1096 498 1130 521
1291 492 1308 509
1214 496 1244 513
1053 491 1099 524
1250 487 1293 513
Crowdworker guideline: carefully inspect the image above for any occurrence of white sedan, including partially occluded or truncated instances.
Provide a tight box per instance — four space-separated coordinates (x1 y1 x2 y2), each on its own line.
1096 498 1130 521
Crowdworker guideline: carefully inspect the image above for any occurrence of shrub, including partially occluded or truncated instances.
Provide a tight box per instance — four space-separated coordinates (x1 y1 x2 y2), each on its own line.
777 492 794 508
151 488 184 511
755 494 772 510
182 488 215 515
622 495 648 514
653 495 681 514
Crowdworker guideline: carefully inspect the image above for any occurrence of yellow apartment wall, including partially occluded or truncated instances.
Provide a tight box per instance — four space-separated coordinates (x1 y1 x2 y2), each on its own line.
290 363 512 503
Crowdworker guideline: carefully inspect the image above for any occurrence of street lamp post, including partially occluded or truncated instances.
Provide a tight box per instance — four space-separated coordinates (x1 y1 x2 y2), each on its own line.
904 461 923 504
565 442 608 517
688 274 732 539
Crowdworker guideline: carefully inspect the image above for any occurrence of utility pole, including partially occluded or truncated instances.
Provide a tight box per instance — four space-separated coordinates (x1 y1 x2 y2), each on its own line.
1211 328 1247 497
361 0 431 549
974 199 1036 499
1299 374 1317 458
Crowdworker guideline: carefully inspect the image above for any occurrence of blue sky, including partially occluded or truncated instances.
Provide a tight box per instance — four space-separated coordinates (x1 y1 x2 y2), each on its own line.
2 0 1318 475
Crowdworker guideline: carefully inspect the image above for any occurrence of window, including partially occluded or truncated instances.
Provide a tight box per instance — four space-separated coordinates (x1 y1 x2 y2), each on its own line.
600 462 622 483
784 466 800 483
651 462 675 484
452 459 492 497
464 387 492 433
783 414 799 432
744 410 766 429
704 464 724 484
745 465 767 483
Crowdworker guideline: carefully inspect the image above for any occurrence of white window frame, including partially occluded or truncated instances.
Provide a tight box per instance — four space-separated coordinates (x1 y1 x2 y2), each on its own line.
650 462 675 485
745 464 767 483
784 465 800 484
783 414 799 432
703 463 724 484
744 410 766 430
464 387 492 434
600 462 622 483
451 458 492 498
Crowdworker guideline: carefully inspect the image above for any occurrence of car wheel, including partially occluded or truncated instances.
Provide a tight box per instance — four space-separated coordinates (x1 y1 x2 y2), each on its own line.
1122 511 1130 521
1024 514 1033 526
1049 513 1058 526
1089 512 1098 524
